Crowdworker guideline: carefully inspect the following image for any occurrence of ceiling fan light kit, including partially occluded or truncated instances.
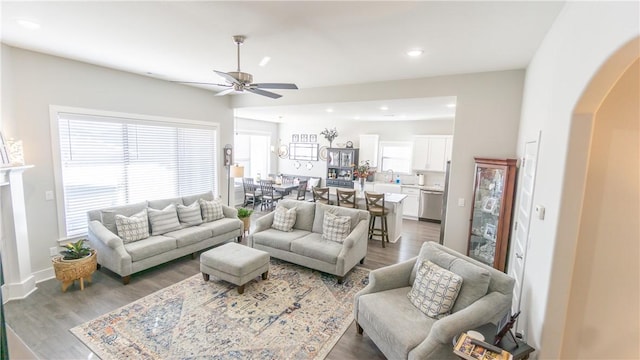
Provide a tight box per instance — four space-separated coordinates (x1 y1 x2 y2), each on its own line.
178 35 298 99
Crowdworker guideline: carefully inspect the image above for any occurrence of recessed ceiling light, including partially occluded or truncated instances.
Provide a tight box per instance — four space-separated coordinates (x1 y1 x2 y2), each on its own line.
446 103 456 108
16 18 40 30
407 49 424 57
326 108 334 113
353 116 361 120
259 56 271 67
380 106 389 111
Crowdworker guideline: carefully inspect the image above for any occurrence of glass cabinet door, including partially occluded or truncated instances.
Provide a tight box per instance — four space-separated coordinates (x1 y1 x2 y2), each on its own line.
340 150 353 167
328 150 341 167
469 167 505 266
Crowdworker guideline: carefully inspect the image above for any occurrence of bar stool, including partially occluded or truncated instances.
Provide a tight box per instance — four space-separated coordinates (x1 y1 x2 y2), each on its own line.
336 188 357 208
312 187 331 205
364 191 389 248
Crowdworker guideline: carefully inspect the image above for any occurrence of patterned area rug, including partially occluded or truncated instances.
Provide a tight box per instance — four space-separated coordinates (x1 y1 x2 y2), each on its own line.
70 260 369 359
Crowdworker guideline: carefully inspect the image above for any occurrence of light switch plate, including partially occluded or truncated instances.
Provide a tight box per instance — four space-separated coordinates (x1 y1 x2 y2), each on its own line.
458 198 465 207
45 190 54 201
535 204 546 220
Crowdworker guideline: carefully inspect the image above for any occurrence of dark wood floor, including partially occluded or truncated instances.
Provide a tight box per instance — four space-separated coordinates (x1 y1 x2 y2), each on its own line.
5 210 441 360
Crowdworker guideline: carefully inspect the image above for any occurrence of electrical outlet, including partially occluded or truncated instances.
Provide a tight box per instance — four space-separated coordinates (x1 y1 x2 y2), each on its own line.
45 190 54 201
458 198 465 207
49 246 58 257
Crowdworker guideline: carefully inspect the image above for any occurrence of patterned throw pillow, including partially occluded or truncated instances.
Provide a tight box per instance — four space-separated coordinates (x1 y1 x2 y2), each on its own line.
177 202 203 225
199 199 225 222
115 209 150 243
272 206 297 232
148 204 181 235
408 260 463 319
322 211 351 243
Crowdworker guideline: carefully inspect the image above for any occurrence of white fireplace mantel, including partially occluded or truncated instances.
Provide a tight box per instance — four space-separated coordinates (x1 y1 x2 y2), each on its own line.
1 165 36 303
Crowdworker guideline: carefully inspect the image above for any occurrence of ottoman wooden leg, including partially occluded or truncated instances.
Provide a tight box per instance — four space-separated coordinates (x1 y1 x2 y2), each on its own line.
237 284 245 294
202 273 210 281
262 271 269 280
356 321 363 335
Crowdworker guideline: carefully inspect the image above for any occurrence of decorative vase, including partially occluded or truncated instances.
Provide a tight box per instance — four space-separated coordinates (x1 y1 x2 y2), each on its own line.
329 141 333 148
241 217 250 236
359 177 366 191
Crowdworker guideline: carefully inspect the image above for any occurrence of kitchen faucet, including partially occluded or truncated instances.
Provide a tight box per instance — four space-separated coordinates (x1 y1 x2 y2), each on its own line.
386 169 394 183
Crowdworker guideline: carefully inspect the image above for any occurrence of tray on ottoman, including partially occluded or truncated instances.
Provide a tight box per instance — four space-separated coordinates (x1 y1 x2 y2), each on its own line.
200 242 270 294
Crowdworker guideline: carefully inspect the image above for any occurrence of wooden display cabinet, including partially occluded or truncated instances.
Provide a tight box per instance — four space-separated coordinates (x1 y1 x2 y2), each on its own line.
326 148 359 188
467 157 517 272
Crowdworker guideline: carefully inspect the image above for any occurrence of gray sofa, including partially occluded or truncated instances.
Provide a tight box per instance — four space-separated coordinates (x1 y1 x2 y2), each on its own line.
354 241 515 360
249 199 369 283
87 191 243 284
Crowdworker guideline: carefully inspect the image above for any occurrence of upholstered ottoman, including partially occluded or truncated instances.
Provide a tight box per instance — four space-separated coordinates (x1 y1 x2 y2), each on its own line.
200 242 270 294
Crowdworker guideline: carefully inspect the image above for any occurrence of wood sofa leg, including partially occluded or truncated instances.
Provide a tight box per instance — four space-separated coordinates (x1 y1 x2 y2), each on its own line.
237 284 245 294
191 252 197 260
202 272 210 281
237 236 242 243
360 257 365 264
337 276 344 284
356 321 363 335
262 271 269 280
122 275 131 285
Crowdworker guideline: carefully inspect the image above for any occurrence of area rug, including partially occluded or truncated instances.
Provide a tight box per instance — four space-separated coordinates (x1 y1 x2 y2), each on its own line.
70 260 369 359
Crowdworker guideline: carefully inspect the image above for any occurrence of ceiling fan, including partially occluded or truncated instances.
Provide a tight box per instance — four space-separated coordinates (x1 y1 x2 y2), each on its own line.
177 35 298 99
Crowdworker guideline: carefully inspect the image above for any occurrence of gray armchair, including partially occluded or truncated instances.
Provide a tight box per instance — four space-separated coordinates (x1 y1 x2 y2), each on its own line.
354 241 515 360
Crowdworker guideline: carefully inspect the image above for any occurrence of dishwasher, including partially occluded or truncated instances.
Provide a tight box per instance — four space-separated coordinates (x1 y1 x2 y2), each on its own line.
419 190 443 222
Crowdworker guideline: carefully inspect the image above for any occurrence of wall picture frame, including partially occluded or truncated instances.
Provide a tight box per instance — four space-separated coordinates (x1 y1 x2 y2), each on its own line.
292 134 299 143
309 134 317 143
300 134 309 143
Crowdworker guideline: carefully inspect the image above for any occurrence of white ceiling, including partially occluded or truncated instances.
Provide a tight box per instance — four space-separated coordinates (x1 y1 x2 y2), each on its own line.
1 1 564 122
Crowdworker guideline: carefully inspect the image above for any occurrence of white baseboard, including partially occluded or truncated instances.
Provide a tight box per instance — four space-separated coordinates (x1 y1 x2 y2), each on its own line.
1 276 37 304
33 266 55 283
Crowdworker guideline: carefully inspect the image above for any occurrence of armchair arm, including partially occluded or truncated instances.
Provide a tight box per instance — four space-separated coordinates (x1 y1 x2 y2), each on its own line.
88 220 123 249
354 257 416 320
222 204 238 218
341 220 368 250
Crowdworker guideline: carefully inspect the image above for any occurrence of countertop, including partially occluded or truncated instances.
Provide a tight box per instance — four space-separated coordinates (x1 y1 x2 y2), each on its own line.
364 181 444 192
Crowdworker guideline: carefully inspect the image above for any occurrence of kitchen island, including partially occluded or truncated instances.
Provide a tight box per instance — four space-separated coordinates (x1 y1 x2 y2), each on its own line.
327 187 407 243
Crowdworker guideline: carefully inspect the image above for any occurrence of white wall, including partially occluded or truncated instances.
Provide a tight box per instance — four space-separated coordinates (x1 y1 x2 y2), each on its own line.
515 2 639 358
232 70 524 254
0 45 234 279
276 118 453 181
235 117 279 176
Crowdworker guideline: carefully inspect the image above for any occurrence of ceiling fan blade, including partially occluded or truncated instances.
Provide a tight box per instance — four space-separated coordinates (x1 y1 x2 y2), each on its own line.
214 70 240 85
215 88 236 97
173 81 229 87
251 83 298 90
246 88 282 99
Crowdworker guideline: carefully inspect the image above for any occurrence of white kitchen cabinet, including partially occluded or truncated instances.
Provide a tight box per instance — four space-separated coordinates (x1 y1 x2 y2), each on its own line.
402 187 420 218
359 134 379 167
373 183 402 194
412 135 453 172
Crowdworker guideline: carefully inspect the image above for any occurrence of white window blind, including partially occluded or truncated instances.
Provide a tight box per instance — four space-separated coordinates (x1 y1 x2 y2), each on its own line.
56 112 218 237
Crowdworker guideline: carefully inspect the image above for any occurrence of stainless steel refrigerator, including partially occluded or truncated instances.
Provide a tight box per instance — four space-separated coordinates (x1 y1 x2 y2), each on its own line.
439 160 451 244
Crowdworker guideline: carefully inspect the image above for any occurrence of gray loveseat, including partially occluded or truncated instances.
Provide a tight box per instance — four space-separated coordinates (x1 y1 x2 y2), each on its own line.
87 191 243 284
354 241 515 359
249 199 369 283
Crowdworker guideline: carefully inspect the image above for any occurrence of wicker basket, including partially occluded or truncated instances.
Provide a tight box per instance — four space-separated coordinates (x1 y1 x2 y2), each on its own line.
52 250 97 284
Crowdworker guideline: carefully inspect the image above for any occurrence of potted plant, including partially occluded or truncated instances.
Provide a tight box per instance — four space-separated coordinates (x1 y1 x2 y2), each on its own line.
52 239 97 292
320 127 338 148
237 207 253 235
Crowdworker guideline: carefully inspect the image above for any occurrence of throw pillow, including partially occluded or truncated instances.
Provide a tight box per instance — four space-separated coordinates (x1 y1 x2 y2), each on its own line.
148 204 181 235
177 201 203 225
408 260 463 319
272 206 297 232
307 177 320 191
199 198 225 222
322 211 351 243
115 209 150 243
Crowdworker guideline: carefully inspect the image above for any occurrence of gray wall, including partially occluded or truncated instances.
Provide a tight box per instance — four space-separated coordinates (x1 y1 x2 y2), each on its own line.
0 45 233 279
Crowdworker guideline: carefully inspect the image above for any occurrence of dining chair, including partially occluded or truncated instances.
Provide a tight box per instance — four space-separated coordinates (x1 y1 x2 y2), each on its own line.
259 179 283 211
294 180 308 200
242 178 261 209
364 191 389 247
312 187 331 205
336 188 357 208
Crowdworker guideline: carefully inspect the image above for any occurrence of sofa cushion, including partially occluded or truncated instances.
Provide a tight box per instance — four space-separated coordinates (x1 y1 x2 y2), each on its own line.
148 204 182 235
408 260 463 319
312 203 362 233
147 197 183 210
199 217 243 236
411 242 491 313
199 199 225 222
272 206 297 232
358 287 434 360
277 199 315 231
253 229 309 251
322 212 351 243
177 202 203 225
115 209 150 243
99 201 148 234
164 226 212 247
123 235 177 261
290 233 343 264
182 191 214 206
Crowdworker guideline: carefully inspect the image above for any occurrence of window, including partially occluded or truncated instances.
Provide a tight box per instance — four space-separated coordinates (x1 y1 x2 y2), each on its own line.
379 141 412 174
234 131 270 180
52 109 218 238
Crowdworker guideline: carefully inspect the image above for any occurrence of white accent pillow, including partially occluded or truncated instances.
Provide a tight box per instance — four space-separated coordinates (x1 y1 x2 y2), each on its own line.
272 206 297 232
307 178 320 191
199 199 225 222
148 204 181 235
177 201 203 225
115 209 150 243
322 211 351 243
408 260 463 319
